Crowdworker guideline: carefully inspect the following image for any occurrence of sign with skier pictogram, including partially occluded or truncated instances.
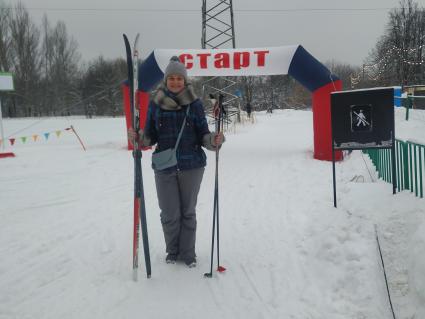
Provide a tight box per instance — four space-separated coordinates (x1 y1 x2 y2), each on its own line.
330 87 396 208
351 105 372 132
331 87 394 150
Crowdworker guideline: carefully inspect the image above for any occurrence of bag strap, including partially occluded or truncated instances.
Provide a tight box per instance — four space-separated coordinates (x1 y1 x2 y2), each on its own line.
174 105 190 149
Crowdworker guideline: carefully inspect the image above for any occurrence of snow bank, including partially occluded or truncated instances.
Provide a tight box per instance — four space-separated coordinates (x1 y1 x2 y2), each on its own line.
0 109 423 319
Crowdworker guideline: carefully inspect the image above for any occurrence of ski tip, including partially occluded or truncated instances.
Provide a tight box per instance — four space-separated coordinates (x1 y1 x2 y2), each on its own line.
204 273 213 278
217 266 226 273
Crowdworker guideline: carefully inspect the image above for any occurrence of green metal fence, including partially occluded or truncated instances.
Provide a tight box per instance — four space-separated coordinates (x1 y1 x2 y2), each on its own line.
402 95 425 121
364 139 424 198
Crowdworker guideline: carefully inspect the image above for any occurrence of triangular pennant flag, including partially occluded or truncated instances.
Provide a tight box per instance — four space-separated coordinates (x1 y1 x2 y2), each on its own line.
44 133 50 140
33 135 38 142
21 136 27 144
9 138 15 146
55 130 62 137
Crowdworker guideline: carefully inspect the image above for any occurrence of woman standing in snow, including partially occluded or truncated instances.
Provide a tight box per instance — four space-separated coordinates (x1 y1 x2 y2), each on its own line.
128 56 224 268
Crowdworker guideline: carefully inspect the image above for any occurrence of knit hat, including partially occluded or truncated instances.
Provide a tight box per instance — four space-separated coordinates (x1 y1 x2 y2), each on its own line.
164 56 188 82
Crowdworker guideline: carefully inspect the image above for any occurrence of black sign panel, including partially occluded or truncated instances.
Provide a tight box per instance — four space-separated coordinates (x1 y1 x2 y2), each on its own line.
331 88 394 150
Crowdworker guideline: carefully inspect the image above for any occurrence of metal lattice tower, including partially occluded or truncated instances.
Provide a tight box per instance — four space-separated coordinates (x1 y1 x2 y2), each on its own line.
202 0 236 49
201 0 241 125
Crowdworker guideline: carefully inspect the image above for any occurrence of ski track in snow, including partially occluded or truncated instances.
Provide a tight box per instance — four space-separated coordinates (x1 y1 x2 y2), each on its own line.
0 111 424 319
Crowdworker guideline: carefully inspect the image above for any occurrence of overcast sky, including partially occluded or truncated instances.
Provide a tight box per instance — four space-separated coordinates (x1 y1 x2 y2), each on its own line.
10 0 425 66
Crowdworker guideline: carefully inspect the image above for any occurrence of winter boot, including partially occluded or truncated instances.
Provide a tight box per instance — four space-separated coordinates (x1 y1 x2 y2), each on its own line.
166 253 178 264
184 257 197 268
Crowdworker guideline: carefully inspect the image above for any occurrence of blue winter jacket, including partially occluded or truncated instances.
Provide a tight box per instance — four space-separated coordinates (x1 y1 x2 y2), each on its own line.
144 98 211 171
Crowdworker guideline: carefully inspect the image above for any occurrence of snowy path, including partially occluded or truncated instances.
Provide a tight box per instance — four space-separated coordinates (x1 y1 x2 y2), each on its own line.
1 111 423 319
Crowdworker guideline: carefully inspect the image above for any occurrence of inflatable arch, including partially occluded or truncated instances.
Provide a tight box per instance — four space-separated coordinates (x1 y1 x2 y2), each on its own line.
122 45 342 161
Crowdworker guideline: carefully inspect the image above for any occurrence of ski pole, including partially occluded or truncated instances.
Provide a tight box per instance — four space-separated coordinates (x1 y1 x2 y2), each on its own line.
216 94 226 273
204 94 226 278
204 95 219 278
204 185 217 278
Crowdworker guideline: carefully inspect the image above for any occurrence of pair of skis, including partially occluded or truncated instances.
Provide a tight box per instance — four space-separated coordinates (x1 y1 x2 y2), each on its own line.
123 33 151 280
204 94 226 278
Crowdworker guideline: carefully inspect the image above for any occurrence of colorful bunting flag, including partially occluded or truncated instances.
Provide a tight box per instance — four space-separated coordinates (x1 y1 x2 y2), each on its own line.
5 127 74 147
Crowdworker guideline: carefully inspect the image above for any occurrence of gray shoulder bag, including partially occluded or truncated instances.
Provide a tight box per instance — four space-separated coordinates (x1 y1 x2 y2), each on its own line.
152 106 190 171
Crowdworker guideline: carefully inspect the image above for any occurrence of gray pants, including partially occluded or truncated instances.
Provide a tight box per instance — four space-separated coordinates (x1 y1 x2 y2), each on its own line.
154 167 204 261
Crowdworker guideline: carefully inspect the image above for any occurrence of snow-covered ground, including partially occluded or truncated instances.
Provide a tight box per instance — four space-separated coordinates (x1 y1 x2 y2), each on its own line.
0 108 424 319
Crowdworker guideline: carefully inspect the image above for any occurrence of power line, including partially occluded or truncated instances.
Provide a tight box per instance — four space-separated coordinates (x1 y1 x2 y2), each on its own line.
5 80 124 138
3 7 404 14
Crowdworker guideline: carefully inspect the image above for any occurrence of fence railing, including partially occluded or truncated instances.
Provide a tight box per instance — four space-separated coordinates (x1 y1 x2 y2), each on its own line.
364 139 424 198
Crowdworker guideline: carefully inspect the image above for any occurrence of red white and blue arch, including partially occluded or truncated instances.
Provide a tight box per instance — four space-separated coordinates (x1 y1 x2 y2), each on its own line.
123 45 342 160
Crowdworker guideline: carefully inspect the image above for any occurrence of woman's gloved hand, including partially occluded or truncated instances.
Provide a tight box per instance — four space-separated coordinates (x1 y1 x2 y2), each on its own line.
212 132 225 147
127 128 143 143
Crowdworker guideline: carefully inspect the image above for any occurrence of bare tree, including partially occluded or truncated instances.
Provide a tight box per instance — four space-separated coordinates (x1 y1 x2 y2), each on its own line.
0 2 13 117
49 21 81 115
366 0 425 86
0 1 11 72
80 56 126 117
325 60 361 89
241 76 254 105
286 79 311 109
39 14 54 115
9 2 40 116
